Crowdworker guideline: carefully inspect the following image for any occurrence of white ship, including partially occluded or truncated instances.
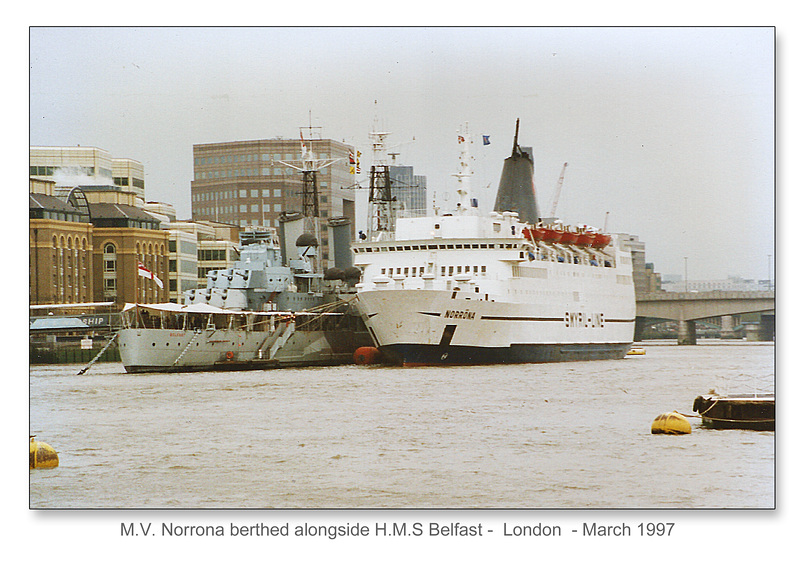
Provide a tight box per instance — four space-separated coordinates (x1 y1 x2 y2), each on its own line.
353 122 636 366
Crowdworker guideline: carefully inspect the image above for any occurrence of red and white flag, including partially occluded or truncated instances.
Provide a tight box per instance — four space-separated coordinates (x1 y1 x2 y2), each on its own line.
138 261 163 289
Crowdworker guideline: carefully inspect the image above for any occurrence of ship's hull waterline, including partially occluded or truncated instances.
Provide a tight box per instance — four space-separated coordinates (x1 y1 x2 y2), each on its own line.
118 325 372 373
357 288 635 366
378 341 631 367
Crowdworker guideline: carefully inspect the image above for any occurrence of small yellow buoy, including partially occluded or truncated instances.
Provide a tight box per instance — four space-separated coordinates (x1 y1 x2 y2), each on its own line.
651 412 691 435
30 436 59 469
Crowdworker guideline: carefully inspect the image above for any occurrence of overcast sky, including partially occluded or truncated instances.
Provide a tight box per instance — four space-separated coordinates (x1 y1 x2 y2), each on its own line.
29 26 775 281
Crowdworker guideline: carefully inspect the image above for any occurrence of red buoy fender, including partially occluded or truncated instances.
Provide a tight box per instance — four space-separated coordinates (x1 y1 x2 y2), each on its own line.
225 351 234 360
354 346 382 365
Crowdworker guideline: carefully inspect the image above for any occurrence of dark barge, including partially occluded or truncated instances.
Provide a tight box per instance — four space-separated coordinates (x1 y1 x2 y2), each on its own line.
692 392 775 431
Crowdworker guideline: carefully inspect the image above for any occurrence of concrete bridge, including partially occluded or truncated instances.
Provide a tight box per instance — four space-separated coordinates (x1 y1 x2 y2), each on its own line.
635 291 775 344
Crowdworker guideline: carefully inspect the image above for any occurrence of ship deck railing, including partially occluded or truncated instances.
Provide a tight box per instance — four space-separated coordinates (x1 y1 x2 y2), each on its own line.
119 298 361 333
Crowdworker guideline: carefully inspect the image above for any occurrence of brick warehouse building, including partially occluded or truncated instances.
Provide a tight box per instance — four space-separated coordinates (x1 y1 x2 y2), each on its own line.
29 178 168 308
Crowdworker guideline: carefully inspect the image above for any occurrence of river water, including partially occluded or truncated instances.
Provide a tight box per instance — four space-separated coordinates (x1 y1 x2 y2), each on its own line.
29 341 774 510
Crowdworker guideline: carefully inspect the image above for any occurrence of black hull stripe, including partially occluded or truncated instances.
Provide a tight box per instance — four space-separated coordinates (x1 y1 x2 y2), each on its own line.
412 311 636 323
379 342 632 366
481 316 563 321
481 316 635 323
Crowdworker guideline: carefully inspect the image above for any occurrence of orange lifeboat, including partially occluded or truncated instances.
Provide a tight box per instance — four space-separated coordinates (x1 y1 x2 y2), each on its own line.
560 230 579 244
541 228 563 243
591 233 612 248
575 232 595 247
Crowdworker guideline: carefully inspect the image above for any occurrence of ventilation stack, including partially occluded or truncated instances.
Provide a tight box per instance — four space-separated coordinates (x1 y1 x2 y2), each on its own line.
493 118 540 224
327 216 353 270
278 211 304 266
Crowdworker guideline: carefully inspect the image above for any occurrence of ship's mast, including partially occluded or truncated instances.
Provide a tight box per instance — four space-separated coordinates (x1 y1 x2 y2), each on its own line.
453 123 476 215
367 120 395 241
279 121 341 269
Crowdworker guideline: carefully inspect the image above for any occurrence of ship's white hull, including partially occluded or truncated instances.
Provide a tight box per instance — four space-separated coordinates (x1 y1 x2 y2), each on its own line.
357 287 635 366
118 327 369 373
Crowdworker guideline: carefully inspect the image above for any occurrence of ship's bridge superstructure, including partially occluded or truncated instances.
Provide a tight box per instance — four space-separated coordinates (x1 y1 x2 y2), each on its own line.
353 210 630 306
185 227 317 311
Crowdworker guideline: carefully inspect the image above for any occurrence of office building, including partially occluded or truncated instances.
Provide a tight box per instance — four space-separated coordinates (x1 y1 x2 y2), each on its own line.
191 137 357 268
389 165 427 216
30 146 145 198
618 234 651 297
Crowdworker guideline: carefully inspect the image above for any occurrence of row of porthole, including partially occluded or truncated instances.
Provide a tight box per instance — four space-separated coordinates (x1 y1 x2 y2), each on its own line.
357 242 518 253
145 341 244 347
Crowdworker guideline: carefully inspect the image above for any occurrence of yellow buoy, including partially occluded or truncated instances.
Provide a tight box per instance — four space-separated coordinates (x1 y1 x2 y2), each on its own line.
30 436 59 469
651 412 691 435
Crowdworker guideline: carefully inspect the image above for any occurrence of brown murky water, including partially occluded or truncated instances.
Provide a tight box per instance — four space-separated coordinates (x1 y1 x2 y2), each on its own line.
30 341 774 509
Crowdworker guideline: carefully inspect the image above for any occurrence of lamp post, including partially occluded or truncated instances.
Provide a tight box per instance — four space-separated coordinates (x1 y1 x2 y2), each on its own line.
768 254 772 291
684 257 688 292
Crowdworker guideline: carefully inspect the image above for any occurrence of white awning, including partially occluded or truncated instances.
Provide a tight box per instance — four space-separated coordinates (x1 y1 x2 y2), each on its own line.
121 302 291 316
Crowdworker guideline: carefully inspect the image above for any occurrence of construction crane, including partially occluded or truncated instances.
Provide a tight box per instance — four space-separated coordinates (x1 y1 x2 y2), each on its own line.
548 162 568 218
